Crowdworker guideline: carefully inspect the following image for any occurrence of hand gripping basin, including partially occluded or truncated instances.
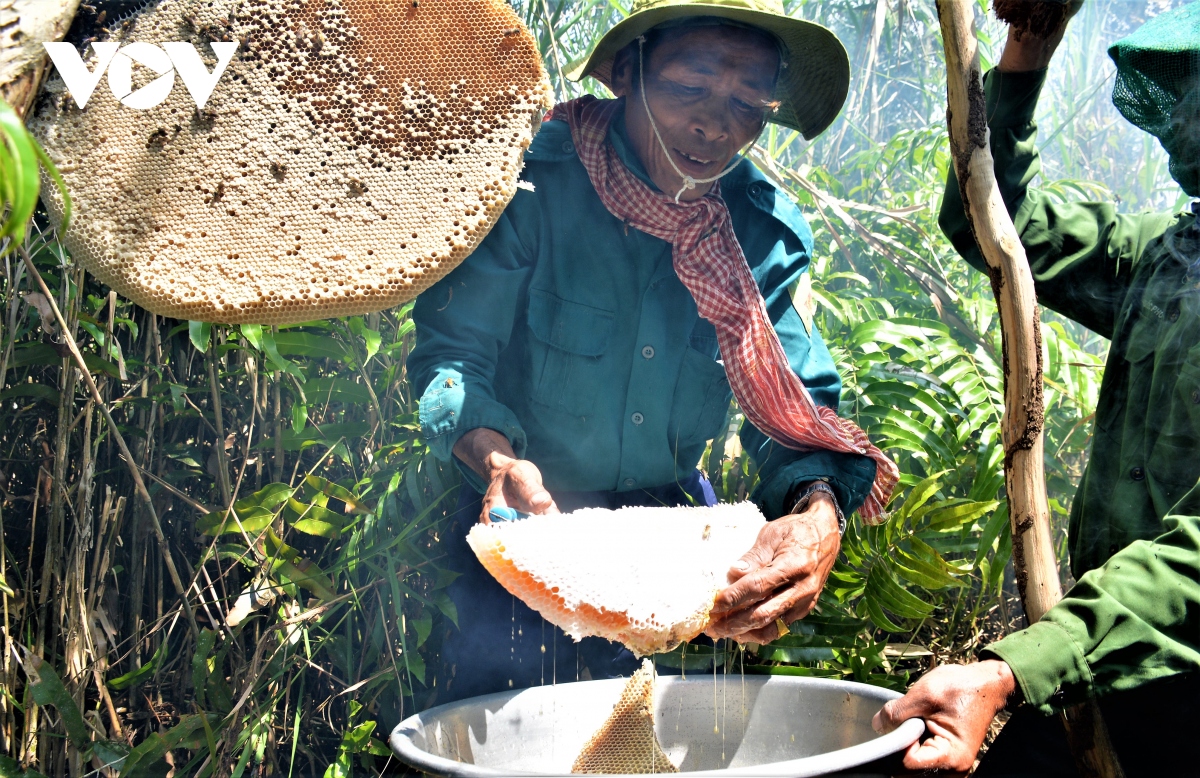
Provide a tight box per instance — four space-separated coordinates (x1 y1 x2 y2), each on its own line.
390 675 924 776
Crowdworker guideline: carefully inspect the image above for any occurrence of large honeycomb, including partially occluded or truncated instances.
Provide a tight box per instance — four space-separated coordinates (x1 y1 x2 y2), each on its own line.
572 659 678 774
29 0 552 324
466 503 766 657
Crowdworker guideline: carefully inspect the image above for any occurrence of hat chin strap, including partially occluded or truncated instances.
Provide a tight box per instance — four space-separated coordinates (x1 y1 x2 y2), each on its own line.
637 35 762 204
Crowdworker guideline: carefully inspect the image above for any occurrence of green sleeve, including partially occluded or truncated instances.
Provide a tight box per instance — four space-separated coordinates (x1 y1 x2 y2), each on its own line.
983 484 1200 714
408 193 537 491
937 68 1173 339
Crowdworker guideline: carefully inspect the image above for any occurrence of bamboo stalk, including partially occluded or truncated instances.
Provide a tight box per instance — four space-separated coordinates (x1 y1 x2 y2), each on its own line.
936 3 1123 776
19 249 200 640
207 338 233 505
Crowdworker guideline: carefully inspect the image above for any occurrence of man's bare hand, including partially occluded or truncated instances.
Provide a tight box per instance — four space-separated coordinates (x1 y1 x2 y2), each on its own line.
996 0 1083 72
705 492 840 644
872 660 1016 774
481 456 558 521
453 428 559 522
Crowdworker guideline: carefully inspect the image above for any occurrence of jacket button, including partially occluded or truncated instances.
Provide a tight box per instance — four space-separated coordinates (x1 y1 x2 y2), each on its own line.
1192 389 1200 404
1130 466 1146 481
623 478 636 488
1109 543 1120 555
1168 306 1180 322
631 412 644 425
561 141 574 154
641 345 655 359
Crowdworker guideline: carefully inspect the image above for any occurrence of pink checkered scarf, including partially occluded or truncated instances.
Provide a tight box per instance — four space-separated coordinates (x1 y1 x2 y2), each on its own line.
551 96 897 522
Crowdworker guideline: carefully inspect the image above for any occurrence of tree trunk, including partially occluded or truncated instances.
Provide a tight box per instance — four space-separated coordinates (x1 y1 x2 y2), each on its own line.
935 2 1124 777
0 1 79 118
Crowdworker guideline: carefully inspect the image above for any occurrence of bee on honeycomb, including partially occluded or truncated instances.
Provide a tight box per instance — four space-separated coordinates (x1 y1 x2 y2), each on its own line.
29 0 553 324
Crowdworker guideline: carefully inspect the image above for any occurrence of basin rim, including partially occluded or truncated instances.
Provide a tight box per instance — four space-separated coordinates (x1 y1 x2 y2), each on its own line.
389 674 925 777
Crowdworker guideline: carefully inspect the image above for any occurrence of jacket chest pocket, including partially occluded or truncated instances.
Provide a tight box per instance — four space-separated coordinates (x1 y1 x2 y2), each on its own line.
1148 355 1200 506
669 334 732 448
1107 309 1163 436
526 288 614 417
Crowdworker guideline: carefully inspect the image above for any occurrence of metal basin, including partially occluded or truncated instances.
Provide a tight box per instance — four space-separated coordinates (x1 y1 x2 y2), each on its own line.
390 675 924 776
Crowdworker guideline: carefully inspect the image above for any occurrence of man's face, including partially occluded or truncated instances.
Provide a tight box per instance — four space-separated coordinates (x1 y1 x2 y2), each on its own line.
611 25 780 201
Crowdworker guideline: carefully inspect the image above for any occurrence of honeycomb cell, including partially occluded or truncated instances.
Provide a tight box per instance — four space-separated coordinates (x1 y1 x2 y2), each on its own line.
29 0 553 324
571 659 678 774
465 503 767 658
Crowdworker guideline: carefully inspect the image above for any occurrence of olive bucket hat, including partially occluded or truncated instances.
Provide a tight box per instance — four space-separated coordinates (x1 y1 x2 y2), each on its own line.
563 0 850 139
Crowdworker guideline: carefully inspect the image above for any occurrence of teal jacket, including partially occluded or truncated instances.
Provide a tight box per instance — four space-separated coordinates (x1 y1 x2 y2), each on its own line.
408 103 877 518
940 68 1200 713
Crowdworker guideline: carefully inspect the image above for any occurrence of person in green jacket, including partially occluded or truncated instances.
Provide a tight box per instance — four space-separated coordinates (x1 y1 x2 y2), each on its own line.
872 4 1200 775
407 0 900 703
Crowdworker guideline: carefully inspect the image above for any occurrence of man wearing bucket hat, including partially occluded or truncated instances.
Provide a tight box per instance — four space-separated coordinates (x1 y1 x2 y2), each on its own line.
408 0 899 702
872 4 1200 774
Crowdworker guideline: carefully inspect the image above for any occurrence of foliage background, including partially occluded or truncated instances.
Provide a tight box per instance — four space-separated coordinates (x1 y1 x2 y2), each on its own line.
0 0 1186 775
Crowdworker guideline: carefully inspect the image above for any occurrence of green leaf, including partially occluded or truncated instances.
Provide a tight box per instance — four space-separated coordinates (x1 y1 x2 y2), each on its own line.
866 560 935 620
412 611 433 647
188 320 211 353
303 377 372 406
989 520 1013 592
168 383 187 412
108 641 165 691
11 342 64 368
757 645 836 663
896 471 946 518
285 497 346 538
304 474 370 514
120 715 216 778
650 642 727 671
892 546 963 591
0 99 42 249
340 720 377 752
322 753 351 778
91 740 130 774
434 591 458 628
259 328 303 377
244 482 296 511
974 500 1010 569
258 422 371 452
291 402 308 433
347 317 382 361
266 528 338 601
196 506 275 536
0 754 49 778
0 384 59 406
863 592 908 633
273 332 350 361
403 648 426 685
197 482 294 535
240 324 263 350
925 499 999 531
18 650 90 750
191 630 217 708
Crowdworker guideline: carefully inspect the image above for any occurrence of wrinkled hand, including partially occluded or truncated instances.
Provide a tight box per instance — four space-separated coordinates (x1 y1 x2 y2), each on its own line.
452 427 559 522
872 660 1016 774
480 455 558 522
705 493 840 644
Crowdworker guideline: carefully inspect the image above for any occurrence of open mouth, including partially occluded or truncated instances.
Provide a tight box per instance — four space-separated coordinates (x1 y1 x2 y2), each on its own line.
673 147 714 174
